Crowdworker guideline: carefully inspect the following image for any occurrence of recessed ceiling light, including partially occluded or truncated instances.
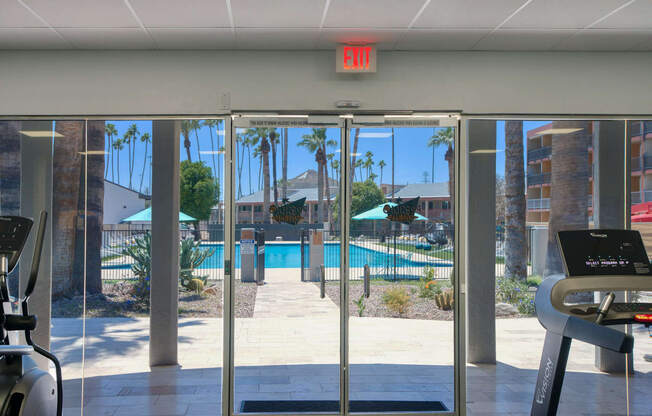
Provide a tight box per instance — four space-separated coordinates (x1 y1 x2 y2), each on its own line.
19 130 64 138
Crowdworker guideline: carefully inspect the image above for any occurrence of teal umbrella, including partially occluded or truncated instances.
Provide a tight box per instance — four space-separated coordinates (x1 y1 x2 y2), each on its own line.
352 202 427 221
121 207 196 223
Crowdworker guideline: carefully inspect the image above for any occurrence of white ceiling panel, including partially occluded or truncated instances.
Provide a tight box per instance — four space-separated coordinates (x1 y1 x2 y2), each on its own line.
150 28 235 49
395 29 487 50
0 0 46 28
414 0 525 29
235 29 320 49
474 29 575 50
232 0 326 28
593 0 652 29
129 0 231 28
0 28 68 48
504 0 626 29
22 0 139 28
58 28 154 49
554 29 652 51
318 29 401 49
324 0 425 28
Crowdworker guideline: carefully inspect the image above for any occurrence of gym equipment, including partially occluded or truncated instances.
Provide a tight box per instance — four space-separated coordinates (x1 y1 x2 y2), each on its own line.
0 212 61 416
531 229 652 416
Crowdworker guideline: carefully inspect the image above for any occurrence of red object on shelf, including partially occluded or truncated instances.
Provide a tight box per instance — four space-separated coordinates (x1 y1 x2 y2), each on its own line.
634 314 652 323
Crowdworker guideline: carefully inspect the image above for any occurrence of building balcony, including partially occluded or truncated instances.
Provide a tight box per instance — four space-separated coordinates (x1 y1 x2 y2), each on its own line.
527 146 551 162
527 172 551 186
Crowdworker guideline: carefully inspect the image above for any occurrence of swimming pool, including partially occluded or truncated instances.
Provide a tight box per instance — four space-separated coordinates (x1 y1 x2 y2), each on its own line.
104 243 451 269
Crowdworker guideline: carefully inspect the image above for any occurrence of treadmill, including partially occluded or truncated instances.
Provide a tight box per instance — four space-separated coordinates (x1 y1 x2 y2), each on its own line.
531 229 652 416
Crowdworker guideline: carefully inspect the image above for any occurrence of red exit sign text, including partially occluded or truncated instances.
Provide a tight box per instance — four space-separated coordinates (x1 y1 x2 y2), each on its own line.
336 45 376 73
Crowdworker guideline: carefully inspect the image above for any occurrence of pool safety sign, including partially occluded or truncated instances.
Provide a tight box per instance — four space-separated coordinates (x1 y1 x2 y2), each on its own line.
336 45 376 73
241 239 255 254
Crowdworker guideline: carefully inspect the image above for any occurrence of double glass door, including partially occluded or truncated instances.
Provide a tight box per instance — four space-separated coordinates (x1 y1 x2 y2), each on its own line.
224 114 461 415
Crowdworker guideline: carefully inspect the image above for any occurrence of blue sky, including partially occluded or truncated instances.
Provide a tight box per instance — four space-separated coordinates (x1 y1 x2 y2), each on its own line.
103 120 551 197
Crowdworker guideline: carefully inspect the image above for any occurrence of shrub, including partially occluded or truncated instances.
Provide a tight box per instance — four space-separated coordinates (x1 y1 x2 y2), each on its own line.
382 287 411 317
187 278 205 294
354 294 366 317
526 275 543 287
179 238 215 290
418 266 441 298
122 233 152 300
496 276 535 315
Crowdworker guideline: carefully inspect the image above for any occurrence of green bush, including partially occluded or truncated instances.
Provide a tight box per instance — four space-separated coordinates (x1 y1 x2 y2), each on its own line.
354 294 366 317
526 275 543 287
382 287 411 317
435 290 454 311
496 276 535 315
188 278 205 294
122 233 152 300
418 266 441 298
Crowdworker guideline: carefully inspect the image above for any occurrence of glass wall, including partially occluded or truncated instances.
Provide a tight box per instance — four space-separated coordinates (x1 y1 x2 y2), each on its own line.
347 121 456 413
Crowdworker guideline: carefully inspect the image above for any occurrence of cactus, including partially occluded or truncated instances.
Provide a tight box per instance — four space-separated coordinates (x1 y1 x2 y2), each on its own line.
188 278 205 294
435 290 454 311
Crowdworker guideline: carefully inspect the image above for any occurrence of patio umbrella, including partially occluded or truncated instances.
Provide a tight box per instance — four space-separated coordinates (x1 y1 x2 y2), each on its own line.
352 202 427 280
120 207 196 223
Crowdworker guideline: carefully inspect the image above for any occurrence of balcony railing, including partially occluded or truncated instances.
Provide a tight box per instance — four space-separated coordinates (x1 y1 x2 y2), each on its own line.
527 146 552 162
527 198 550 210
632 191 642 204
527 172 551 186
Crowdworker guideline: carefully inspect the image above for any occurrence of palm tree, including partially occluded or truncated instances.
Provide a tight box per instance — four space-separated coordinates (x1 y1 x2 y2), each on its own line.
545 121 591 277
349 127 361 206
428 128 437 183
332 159 340 185
504 121 527 281
181 120 193 162
191 120 202 162
86 120 105 294
235 132 245 198
282 127 289 200
327 153 335 181
203 119 219 181
378 159 386 185
138 132 151 193
430 127 455 224
105 123 117 180
125 123 140 189
354 159 363 182
259 130 271 222
269 129 279 205
299 128 335 223
364 151 374 180
112 138 124 185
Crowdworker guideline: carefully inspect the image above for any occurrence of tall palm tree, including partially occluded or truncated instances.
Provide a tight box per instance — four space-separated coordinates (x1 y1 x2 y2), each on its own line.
203 119 219 182
430 127 455 224
181 120 193 162
504 121 527 281
282 127 289 200
112 138 124 185
191 120 202 162
545 121 591 277
428 128 437 183
125 123 139 189
105 123 117 180
258 130 271 222
0 121 21 216
378 159 386 185
138 132 151 193
354 159 363 183
235 132 245 198
269 129 279 205
327 153 335 182
364 151 374 180
299 128 335 223
86 120 105 294
332 159 340 185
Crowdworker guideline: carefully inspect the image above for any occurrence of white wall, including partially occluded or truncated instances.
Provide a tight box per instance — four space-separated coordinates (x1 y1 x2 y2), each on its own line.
1 50 652 116
103 181 147 224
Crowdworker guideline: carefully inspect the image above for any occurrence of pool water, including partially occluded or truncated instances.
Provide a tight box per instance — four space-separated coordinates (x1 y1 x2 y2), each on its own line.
105 243 450 269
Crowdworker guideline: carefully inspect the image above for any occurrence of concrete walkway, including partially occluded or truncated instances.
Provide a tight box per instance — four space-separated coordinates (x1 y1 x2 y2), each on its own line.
253 268 338 318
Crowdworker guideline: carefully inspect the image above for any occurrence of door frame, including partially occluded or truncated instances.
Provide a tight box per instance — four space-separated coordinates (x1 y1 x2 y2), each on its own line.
222 113 464 416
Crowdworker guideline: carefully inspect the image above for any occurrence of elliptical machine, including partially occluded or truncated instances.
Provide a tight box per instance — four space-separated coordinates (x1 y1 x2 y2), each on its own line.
0 212 61 416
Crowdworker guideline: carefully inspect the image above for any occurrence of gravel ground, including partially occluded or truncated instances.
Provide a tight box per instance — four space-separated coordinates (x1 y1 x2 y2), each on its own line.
322 281 455 320
52 281 258 318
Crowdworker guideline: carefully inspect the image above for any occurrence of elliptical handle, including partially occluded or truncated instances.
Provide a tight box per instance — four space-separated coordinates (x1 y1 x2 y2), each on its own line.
25 211 47 299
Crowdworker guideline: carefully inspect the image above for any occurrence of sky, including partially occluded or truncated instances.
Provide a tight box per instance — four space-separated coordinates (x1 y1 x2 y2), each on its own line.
102 119 552 198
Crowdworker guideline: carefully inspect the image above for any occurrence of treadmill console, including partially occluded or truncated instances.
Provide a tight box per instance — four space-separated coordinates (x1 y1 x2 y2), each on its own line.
557 229 651 277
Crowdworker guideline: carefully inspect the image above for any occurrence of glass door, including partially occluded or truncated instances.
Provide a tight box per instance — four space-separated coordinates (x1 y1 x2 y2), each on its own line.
228 116 344 414
345 115 461 414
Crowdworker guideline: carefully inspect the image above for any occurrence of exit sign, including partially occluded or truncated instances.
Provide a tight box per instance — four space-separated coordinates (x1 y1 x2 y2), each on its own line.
336 45 376 73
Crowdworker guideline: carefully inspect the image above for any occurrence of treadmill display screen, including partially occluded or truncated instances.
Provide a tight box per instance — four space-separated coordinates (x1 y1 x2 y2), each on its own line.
557 230 651 276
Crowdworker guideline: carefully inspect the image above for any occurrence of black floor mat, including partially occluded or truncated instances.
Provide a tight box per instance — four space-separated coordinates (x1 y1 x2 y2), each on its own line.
240 400 448 413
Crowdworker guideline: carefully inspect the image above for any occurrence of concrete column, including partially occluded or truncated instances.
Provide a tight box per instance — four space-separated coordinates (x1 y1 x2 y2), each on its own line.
19 121 53 371
593 120 632 373
466 120 497 364
150 120 180 367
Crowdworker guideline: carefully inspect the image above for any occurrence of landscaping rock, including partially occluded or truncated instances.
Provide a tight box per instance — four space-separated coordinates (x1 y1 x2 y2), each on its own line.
495 302 519 317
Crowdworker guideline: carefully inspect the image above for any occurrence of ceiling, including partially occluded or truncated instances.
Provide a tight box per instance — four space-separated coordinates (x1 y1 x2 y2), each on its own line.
1 0 651 51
